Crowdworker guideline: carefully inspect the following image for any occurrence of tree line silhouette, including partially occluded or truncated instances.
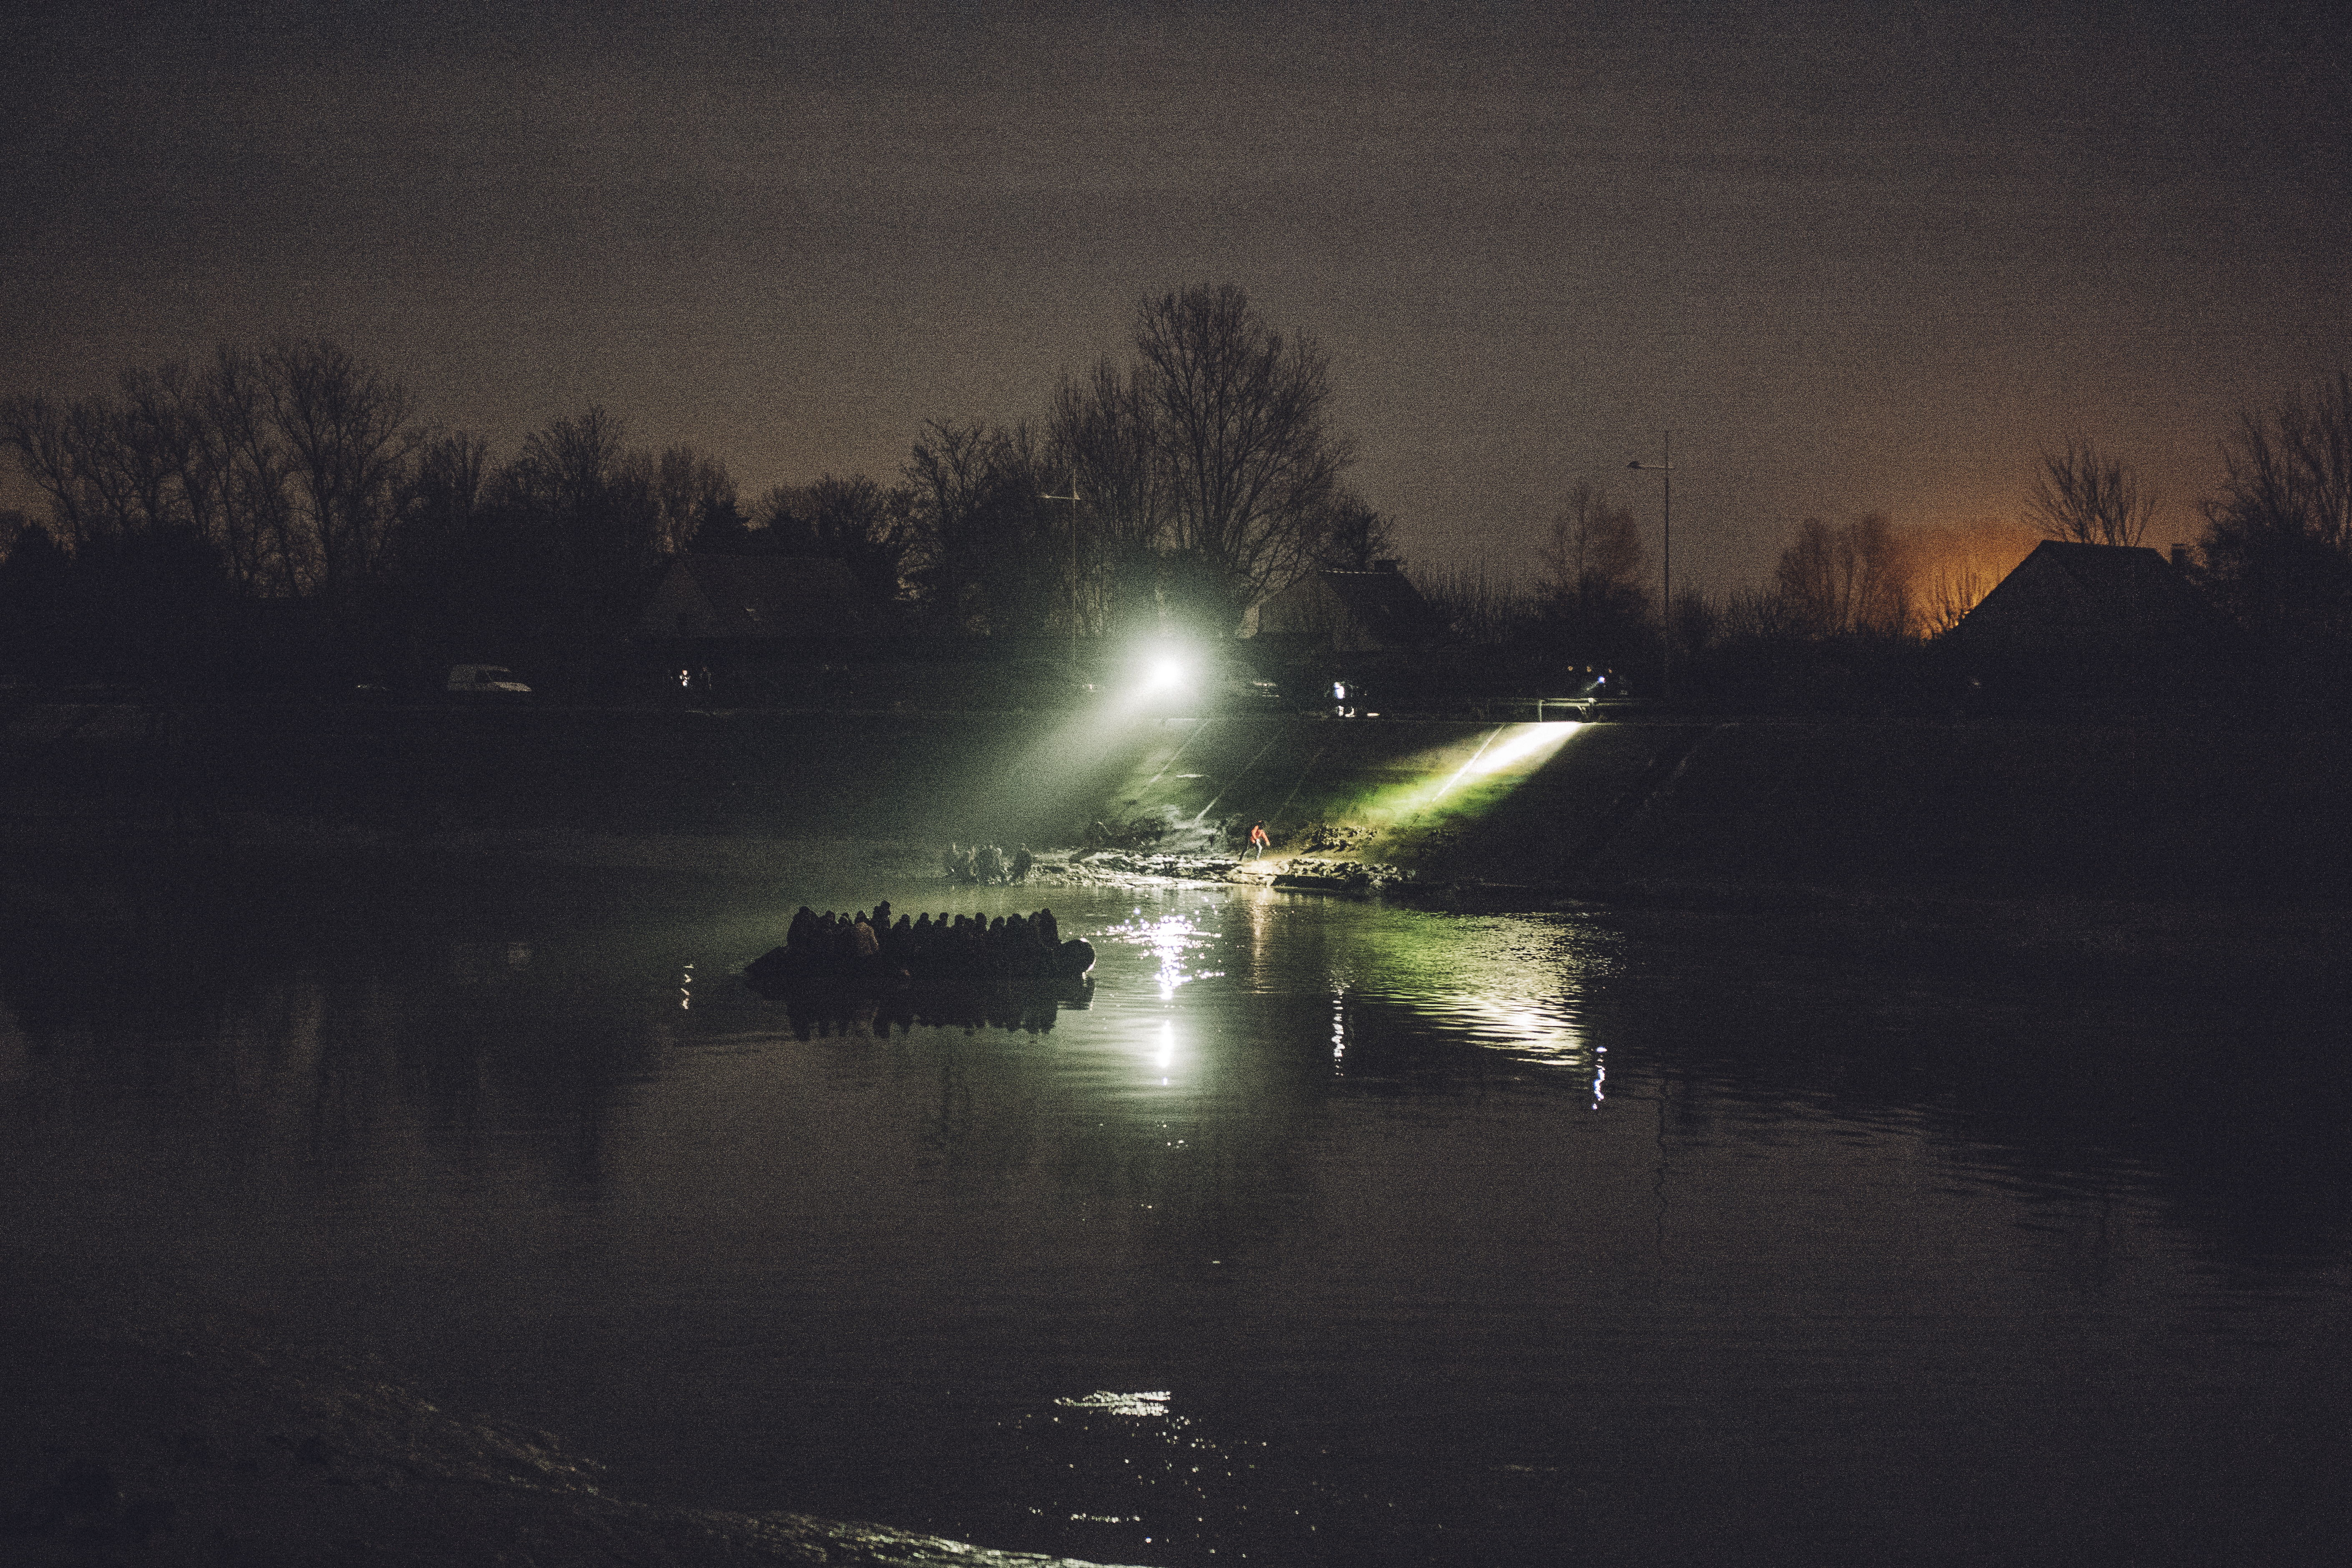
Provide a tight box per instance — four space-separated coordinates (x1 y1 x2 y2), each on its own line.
1413 385 2352 711
5 290 2349 706
0 286 1386 691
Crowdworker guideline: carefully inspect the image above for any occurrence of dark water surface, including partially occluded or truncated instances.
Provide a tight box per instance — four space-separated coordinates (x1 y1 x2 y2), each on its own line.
5 853 2349 1566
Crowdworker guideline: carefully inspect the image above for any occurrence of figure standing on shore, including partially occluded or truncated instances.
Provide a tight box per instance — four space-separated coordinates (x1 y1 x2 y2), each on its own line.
1249 821 1270 859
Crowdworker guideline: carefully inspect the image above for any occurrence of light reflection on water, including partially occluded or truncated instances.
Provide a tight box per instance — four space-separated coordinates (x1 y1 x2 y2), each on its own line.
1102 906 1226 1000
4 878 2351 1567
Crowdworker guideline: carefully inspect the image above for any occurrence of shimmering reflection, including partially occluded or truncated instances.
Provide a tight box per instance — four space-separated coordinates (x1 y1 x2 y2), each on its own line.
1406 990 1588 1067
1002 1390 1278 1559
1053 1390 1172 1416
1327 908 1613 1077
1102 906 1224 1000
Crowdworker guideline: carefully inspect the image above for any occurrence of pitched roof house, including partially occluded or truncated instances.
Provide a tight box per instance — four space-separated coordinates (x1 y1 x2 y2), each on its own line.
1249 562 1449 653
1951 541 2228 657
637 554 868 642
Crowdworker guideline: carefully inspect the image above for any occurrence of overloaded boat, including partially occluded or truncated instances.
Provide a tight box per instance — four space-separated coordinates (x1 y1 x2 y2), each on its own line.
743 902 1096 996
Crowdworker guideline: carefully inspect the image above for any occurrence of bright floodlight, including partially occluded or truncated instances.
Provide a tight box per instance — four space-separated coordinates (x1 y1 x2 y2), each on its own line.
1144 655 1187 692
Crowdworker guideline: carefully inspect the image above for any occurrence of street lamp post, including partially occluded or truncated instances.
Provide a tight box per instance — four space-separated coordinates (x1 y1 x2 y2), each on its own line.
1628 431 1674 700
1041 475 1082 676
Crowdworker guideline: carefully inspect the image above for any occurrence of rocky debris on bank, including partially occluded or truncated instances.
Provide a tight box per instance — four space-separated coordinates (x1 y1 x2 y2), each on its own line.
1285 821 1380 856
1263 856 1419 893
1028 848 1422 895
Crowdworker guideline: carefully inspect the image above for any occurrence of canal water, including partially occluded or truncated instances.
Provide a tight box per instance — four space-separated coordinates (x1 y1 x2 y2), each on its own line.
3 854 2348 1566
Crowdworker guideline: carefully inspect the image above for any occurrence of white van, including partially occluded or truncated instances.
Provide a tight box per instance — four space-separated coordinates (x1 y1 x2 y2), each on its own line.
446 664 531 695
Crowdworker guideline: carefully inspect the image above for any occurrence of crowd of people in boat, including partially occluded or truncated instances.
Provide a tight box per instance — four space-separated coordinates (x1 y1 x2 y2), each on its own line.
944 843 1033 884
746 900 1095 988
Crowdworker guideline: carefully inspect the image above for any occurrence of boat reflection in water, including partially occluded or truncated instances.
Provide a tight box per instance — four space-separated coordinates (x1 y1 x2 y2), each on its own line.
755 972 1096 1039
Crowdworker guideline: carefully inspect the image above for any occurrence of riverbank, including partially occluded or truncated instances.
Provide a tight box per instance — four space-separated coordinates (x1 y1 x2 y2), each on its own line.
12 700 2352 906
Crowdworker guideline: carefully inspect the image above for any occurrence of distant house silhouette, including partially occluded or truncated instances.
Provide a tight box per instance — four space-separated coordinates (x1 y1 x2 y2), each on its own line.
1951 541 2227 657
1250 562 1449 653
638 554 867 644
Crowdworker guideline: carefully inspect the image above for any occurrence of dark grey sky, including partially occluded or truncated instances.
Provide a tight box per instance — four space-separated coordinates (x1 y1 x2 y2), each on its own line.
7 0 2347 587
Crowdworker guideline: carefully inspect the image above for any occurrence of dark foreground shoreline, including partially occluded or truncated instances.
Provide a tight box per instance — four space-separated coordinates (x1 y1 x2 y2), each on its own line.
0 1293 1130 1568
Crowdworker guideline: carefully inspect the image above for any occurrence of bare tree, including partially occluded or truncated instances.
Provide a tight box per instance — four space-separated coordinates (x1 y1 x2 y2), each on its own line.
395 430 492 561
1049 358 1170 555
1535 480 1653 661
1773 514 1913 636
1669 587 1720 659
903 418 1059 635
2026 438 2157 547
1718 585 1812 641
1047 358 1171 639
0 392 90 545
1540 482 1645 600
653 444 742 555
1903 517 2039 635
2197 369 2352 641
496 406 671 637
1314 488 1395 572
205 345 299 595
265 337 419 602
1133 284 1352 631
758 472 918 606
1411 561 1541 646
116 360 221 542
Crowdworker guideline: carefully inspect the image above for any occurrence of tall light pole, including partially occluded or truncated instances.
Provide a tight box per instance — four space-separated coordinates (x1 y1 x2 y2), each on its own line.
1628 431 1674 700
1041 474 1083 675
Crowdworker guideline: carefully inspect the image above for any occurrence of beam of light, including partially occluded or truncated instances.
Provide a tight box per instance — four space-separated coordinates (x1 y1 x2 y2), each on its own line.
1330 720 1587 836
1430 725 1505 798
1432 722 1580 798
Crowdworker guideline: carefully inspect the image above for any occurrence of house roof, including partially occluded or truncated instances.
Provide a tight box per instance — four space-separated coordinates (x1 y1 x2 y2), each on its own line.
1953 540 2226 655
639 553 867 640
1255 566 1448 651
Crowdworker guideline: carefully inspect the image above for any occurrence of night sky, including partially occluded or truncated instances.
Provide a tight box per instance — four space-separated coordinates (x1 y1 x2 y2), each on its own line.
7 0 2348 588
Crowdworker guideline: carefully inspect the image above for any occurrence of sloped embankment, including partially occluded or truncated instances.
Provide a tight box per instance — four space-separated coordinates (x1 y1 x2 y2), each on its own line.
1088 715 2352 906
10 700 2351 908
1581 719 2352 906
